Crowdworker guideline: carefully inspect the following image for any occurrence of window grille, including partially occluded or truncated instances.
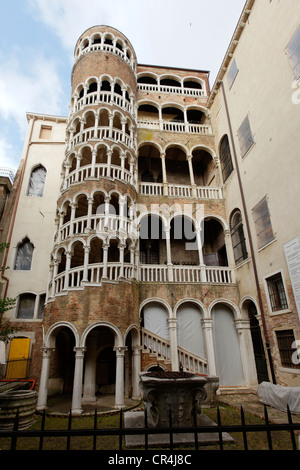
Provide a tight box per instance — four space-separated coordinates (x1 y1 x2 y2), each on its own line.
237 115 254 157
27 165 47 197
286 25 300 79
227 58 239 88
220 135 234 182
276 330 300 369
252 197 274 249
230 210 248 264
266 273 288 312
14 238 34 270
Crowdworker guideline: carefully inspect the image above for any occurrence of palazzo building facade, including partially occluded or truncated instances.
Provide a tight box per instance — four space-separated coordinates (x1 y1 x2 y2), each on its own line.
1 0 300 413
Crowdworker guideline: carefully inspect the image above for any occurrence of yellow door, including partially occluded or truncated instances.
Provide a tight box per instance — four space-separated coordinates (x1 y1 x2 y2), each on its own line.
6 338 30 379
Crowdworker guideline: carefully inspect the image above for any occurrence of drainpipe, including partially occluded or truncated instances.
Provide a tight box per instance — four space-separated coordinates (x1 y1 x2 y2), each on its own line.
220 81 276 384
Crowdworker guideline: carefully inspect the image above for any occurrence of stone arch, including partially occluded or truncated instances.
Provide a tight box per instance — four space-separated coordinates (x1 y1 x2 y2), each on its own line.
81 321 123 348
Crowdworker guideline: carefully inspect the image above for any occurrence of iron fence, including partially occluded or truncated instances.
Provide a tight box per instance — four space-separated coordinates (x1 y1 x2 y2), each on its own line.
0 405 300 452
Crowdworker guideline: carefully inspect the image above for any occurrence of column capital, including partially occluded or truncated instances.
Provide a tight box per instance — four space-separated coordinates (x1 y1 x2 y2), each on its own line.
113 346 127 356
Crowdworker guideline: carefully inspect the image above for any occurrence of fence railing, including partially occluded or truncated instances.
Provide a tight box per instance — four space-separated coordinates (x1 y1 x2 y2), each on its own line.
1 405 300 451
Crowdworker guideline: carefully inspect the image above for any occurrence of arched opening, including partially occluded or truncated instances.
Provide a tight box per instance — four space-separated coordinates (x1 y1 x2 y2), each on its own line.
165 146 189 185
160 77 181 88
212 303 244 386
247 300 269 383
170 216 198 265
138 144 161 183
139 214 166 264
138 103 159 122
70 241 84 269
49 327 76 397
162 106 184 124
137 75 158 85
79 146 92 167
75 194 88 219
83 326 116 400
203 218 228 266
191 148 215 186
96 145 108 165
83 111 95 129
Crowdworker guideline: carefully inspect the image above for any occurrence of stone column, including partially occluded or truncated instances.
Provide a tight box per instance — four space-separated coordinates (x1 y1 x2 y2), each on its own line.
64 251 72 290
102 242 109 279
202 319 217 376
224 229 236 282
82 246 90 282
168 318 179 371
71 346 86 415
82 339 97 402
114 346 127 408
235 319 258 387
50 260 59 297
165 227 173 282
131 346 142 400
37 347 55 410
161 153 168 196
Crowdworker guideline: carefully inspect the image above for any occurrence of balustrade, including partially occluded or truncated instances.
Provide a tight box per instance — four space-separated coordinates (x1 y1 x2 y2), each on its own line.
137 119 212 135
137 83 206 97
139 182 222 199
69 126 136 151
52 262 235 296
64 163 135 189
72 91 136 117
58 214 137 242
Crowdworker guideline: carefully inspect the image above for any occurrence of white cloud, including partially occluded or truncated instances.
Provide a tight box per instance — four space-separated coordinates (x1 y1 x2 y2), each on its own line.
0 136 19 170
0 52 65 137
28 0 245 85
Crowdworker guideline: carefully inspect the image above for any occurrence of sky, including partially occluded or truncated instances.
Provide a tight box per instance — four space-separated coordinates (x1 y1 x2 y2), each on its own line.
0 0 246 172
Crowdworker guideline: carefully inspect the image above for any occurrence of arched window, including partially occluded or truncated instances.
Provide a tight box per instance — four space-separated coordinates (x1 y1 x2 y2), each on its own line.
14 237 34 270
219 135 233 182
230 210 247 264
27 165 47 197
17 293 36 318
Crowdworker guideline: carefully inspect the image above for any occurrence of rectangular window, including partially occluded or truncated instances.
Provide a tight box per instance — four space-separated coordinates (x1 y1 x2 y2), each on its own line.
266 273 288 312
276 330 300 369
227 58 239 88
252 197 274 249
286 25 300 79
237 115 254 157
39 125 52 139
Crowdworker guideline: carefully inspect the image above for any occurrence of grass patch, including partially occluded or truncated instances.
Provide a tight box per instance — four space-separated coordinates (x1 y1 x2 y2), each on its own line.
0 403 298 451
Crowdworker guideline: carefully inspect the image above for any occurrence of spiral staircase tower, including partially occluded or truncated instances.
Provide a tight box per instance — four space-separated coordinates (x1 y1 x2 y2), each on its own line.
40 26 141 412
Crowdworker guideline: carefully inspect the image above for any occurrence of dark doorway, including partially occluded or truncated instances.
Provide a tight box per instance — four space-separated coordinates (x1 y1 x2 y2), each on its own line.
248 302 269 383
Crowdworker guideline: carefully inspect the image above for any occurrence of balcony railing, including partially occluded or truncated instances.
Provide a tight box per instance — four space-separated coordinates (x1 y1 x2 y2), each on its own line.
68 127 136 152
64 163 136 190
71 91 136 117
137 119 212 135
58 214 137 242
137 83 206 97
139 264 235 283
52 263 235 295
139 182 223 199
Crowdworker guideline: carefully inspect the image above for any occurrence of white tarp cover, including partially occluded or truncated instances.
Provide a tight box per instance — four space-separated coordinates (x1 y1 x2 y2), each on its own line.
212 304 244 386
257 382 300 413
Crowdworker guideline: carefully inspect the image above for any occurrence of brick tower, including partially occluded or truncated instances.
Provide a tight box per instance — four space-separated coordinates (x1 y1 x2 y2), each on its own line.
38 26 141 413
